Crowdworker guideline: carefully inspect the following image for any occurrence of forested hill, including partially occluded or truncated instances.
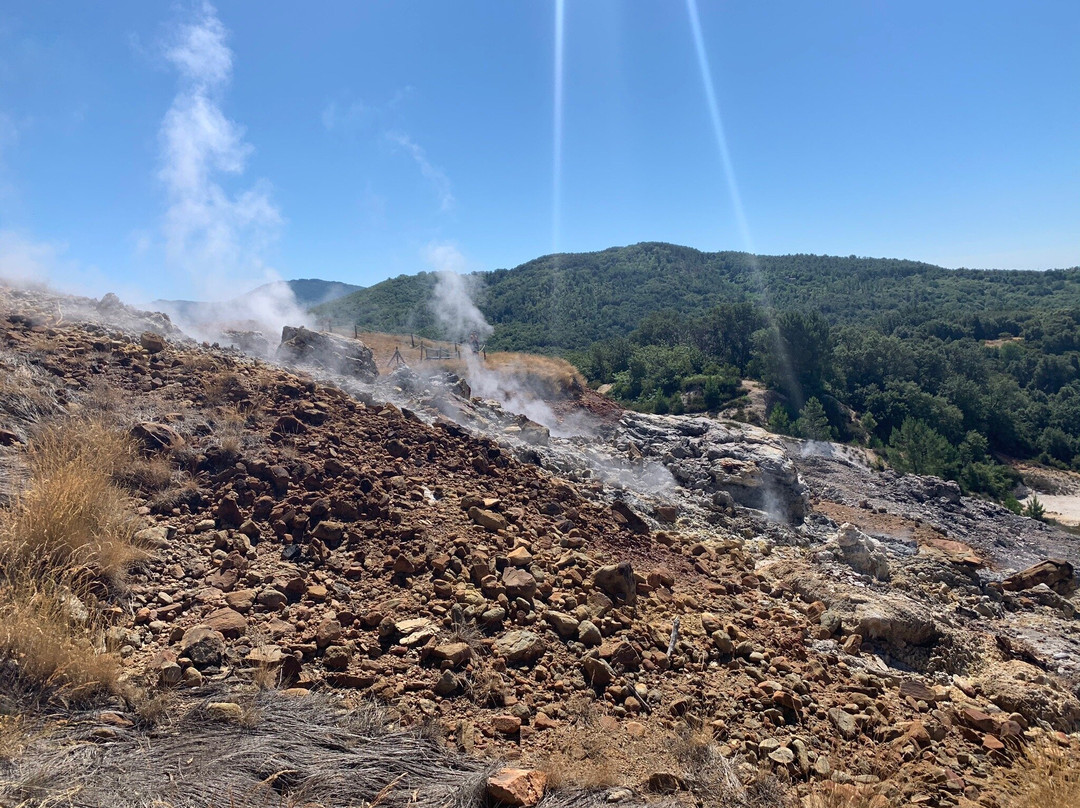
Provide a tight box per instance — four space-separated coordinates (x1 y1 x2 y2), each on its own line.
313 242 1080 351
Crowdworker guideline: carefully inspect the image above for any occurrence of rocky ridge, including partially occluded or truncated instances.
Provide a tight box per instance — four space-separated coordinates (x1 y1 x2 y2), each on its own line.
1 283 1078 807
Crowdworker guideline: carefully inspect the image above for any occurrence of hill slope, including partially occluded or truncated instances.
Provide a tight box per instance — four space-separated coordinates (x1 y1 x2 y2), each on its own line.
313 242 1080 352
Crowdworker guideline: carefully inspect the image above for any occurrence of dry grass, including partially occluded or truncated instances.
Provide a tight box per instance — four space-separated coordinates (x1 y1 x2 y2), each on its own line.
339 329 587 399
482 352 586 396
0 572 119 703
120 453 177 493
1008 740 1080 808
0 418 144 589
0 715 35 764
203 370 250 405
0 692 505 808
801 783 881 808
0 417 146 706
0 359 60 428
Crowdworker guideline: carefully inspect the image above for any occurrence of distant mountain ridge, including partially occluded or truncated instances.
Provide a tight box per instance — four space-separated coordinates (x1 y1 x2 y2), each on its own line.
312 242 1080 353
154 278 363 325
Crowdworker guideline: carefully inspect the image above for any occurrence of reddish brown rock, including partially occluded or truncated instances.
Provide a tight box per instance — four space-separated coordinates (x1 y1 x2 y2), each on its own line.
1002 559 1074 592
486 768 546 807
492 714 522 735
203 607 247 639
899 679 937 703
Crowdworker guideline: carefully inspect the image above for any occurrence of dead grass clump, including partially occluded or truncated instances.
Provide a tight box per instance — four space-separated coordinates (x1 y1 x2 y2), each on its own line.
669 727 752 805
124 687 176 730
0 359 60 429
148 476 202 516
0 573 119 703
119 454 176 494
28 416 133 479
802 782 881 808
1 692 501 808
1 419 143 588
0 417 143 707
0 715 34 763
1007 740 1080 808
462 661 507 707
203 370 250 405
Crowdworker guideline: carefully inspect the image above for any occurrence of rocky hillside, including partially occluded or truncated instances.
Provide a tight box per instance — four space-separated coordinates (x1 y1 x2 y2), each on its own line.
0 282 1078 808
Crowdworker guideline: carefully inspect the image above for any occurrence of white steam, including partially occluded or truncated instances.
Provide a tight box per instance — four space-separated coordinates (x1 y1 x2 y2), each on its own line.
158 2 309 341
423 242 590 438
389 132 455 212
426 244 492 343
0 230 57 288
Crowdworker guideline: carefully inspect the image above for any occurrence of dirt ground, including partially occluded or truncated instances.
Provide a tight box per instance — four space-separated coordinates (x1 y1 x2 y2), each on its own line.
1017 463 1080 527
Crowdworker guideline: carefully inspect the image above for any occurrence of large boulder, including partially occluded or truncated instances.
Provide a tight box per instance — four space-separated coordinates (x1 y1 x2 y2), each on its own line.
1002 559 1074 593
619 415 809 524
835 523 891 581
974 660 1080 733
277 326 378 381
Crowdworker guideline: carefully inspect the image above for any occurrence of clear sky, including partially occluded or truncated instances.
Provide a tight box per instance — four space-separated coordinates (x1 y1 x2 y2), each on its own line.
0 1 1077 301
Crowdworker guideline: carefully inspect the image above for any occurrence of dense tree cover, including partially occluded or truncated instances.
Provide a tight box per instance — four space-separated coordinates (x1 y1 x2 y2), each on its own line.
312 242 1080 499
315 242 1080 351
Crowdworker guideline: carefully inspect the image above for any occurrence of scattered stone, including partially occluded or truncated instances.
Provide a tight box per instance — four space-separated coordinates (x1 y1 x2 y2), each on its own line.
140 331 166 354
206 702 244 722
594 563 637 605
469 507 508 532
180 627 224 669
486 768 546 807
494 631 546 664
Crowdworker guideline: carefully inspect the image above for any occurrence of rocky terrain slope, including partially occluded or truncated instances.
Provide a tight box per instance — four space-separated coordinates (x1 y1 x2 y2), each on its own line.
0 283 1078 808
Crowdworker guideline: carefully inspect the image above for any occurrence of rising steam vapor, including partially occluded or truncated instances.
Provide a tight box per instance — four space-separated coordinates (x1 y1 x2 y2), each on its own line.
388 132 455 212
423 243 583 437
158 1 309 339
0 231 57 288
426 243 492 342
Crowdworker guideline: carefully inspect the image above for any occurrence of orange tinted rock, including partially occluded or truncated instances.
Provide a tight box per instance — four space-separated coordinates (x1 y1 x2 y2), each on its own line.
486 769 545 807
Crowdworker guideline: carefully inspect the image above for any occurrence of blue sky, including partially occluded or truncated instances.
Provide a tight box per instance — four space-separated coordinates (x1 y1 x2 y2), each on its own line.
0 1 1077 301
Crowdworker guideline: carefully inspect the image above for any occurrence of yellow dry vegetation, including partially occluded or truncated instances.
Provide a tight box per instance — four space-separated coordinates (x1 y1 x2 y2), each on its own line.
0 417 146 703
344 329 585 398
801 783 885 808
2 418 144 588
1008 741 1080 808
0 571 119 701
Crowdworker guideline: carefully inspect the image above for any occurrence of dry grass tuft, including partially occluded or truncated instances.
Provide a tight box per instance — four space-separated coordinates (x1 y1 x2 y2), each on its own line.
1008 740 1080 808
0 714 34 763
0 417 145 589
0 572 119 703
0 417 146 707
120 453 176 494
0 359 60 428
802 782 881 808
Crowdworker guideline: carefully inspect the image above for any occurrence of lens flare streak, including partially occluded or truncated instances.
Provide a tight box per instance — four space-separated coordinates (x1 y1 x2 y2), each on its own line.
553 0 565 251
685 0 752 252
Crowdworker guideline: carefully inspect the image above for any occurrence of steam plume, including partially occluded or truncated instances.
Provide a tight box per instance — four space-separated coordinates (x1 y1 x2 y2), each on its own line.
158 2 309 339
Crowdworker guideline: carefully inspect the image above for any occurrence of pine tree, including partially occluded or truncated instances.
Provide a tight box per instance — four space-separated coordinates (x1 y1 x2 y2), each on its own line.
1023 495 1046 521
767 404 793 436
797 397 832 441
